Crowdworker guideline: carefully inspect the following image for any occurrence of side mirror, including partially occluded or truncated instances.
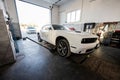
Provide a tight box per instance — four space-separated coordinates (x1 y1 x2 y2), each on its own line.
49 27 52 30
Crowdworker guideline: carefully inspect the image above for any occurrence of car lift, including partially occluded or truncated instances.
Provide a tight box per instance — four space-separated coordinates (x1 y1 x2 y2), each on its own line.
23 37 90 64
23 37 55 51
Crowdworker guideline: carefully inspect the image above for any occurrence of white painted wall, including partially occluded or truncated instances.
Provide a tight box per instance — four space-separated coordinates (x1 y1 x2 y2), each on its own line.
82 0 120 23
59 0 82 24
51 5 59 24
60 12 66 24
59 0 120 24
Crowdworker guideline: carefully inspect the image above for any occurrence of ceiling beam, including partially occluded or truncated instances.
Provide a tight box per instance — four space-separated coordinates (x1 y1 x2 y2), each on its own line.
20 0 52 9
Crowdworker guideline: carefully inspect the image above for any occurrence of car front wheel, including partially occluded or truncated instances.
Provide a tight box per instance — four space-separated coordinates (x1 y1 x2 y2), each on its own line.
56 39 71 57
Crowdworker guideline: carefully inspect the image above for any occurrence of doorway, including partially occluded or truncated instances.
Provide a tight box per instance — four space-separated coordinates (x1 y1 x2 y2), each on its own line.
16 0 51 41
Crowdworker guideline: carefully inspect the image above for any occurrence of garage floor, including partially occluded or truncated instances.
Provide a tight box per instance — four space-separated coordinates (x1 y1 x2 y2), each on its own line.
0 35 120 80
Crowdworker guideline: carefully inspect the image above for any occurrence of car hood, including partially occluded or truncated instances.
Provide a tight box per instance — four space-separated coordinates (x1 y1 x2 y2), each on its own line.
65 31 97 38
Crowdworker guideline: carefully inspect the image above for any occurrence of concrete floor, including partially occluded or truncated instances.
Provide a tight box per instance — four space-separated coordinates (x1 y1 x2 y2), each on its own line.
0 34 120 80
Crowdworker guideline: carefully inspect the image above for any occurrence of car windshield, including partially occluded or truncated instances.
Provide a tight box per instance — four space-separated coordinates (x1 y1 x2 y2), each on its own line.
27 27 35 29
52 25 67 30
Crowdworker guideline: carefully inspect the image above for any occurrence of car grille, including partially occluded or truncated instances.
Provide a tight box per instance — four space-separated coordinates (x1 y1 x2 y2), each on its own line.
81 38 97 43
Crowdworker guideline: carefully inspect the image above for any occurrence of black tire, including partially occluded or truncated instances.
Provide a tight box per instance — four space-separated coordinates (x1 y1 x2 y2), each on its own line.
37 33 42 42
56 39 71 57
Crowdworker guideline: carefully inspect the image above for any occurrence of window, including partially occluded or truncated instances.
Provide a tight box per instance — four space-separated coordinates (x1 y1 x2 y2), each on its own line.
71 11 76 22
75 10 81 21
52 25 66 30
67 13 71 23
42 26 47 30
42 25 52 30
67 10 81 23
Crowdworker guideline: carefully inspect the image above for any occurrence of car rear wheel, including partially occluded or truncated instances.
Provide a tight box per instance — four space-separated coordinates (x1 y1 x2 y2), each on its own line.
37 33 42 42
56 39 71 57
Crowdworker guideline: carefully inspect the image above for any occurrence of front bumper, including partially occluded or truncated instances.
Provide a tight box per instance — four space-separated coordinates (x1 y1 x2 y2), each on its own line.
70 43 96 54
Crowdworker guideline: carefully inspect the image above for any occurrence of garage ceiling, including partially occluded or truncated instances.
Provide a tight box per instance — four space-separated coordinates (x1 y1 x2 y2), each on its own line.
42 0 70 5
20 0 71 8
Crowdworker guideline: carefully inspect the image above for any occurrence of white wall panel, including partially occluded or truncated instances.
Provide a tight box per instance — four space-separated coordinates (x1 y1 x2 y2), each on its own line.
51 5 59 24
59 0 82 24
59 0 120 24
82 0 120 23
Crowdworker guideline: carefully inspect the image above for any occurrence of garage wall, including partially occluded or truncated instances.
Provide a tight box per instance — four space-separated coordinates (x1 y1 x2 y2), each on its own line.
4 0 22 39
82 0 120 23
0 9 16 66
0 0 7 17
59 0 120 24
51 5 59 24
59 0 82 24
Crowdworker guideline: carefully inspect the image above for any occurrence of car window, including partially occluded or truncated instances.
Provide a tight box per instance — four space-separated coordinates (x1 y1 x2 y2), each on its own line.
42 26 47 30
52 25 67 30
42 25 52 30
27 27 35 29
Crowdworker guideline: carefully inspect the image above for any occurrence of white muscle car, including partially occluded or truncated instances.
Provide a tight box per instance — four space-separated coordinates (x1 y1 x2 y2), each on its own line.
37 24 99 57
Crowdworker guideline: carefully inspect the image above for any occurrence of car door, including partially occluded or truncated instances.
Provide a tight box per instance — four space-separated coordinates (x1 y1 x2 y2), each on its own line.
40 25 47 40
41 25 52 43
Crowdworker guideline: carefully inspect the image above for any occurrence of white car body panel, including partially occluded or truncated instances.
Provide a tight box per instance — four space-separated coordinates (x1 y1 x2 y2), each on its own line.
40 25 99 54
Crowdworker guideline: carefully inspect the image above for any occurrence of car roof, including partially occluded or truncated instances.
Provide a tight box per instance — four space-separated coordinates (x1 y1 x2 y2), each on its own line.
43 24 62 26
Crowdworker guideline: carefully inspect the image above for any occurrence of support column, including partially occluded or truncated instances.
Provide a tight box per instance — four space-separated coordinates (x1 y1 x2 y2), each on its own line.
0 9 16 66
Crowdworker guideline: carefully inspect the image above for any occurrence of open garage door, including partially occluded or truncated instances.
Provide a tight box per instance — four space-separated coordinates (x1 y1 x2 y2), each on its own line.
16 0 50 40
